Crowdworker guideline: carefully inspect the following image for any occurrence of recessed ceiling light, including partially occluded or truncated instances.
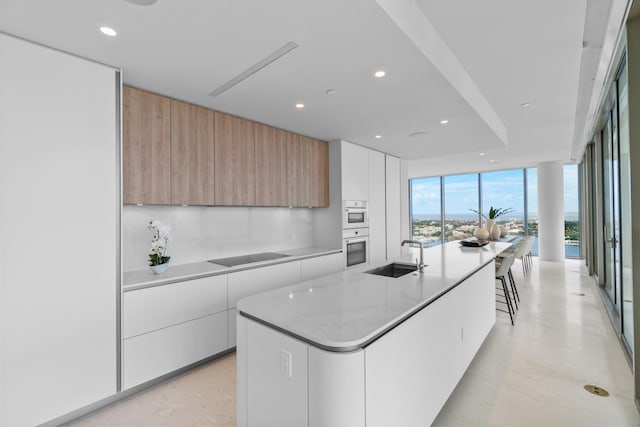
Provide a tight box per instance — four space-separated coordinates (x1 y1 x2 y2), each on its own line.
326 89 337 95
124 0 158 5
521 102 531 108
440 119 449 125
479 152 485 156
99 26 117 37
375 135 382 139
374 70 386 78
295 103 304 109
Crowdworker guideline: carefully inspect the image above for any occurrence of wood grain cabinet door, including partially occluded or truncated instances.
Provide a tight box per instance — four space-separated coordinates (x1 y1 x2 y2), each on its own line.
255 124 287 206
308 138 329 207
170 100 215 205
214 112 256 206
123 86 171 204
286 133 310 207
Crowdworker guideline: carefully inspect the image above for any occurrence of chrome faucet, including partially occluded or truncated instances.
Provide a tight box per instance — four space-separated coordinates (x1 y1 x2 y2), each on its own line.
401 240 425 273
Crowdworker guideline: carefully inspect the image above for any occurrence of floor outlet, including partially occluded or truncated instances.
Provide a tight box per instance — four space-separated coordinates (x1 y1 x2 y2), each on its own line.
280 349 292 378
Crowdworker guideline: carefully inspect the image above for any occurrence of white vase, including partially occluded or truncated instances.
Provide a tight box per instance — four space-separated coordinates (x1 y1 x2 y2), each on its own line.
489 223 501 240
500 225 508 238
474 227 489 240
484 219 495 233
150 263 168 274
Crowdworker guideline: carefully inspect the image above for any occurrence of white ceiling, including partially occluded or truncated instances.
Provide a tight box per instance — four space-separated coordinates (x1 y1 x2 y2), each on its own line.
0 0 630 177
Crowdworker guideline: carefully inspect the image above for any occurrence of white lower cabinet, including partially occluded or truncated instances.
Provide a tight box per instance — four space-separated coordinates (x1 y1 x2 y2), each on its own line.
123 275 227 339
122 275 229 390
123 311 228 389
228 261 301 309
300 253 344 281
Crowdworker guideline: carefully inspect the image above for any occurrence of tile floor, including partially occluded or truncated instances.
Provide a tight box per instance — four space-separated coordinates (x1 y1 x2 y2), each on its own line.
68 258 640 427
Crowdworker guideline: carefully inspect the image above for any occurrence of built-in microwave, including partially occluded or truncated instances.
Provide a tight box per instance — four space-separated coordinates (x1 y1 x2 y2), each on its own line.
343 227 369 268
343 200 368 229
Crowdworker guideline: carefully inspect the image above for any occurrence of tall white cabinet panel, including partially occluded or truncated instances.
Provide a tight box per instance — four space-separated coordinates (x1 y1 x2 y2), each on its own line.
341 141 369 201
368 150 387 264
0 34 118 425
385 155 402 259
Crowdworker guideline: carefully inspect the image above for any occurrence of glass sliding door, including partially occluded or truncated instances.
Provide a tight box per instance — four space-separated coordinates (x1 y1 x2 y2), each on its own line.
617 57 633 349
602 108 622 312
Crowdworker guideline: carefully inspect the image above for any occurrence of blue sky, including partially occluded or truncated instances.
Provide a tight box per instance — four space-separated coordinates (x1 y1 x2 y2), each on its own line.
411 166 579 215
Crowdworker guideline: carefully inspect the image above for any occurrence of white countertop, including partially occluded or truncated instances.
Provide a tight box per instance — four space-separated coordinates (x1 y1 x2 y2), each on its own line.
237 241 512 351
123 247 342 291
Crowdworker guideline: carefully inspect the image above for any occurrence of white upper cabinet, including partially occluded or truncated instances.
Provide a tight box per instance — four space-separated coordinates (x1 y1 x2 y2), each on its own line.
341 141 369 201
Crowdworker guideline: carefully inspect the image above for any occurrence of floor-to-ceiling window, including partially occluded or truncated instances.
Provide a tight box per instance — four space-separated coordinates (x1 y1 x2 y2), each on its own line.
526 168 539 255
410 176 442 247
563 164 580 258
481 169 525 236
443 174 480 240
410 168 541 248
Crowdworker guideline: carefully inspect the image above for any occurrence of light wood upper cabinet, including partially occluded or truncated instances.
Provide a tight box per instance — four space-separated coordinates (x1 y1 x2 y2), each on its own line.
170 100 215 205
215 112 256 206
287 133 310 207
308 138 329 207
123 87 329 208
123 86 171 204
255 123 287 206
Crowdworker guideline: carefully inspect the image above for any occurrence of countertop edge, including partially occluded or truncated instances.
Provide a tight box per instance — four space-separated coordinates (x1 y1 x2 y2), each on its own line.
238 257 498 352
123 248 342 292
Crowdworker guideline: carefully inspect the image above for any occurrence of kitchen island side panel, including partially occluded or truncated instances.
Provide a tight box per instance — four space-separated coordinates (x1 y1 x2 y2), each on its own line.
364 262 495 426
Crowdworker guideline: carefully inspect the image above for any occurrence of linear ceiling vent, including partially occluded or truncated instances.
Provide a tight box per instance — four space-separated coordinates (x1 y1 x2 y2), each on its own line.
209 41 298 97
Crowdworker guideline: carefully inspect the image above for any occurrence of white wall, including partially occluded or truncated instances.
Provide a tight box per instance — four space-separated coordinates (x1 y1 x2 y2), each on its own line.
123 206 316 271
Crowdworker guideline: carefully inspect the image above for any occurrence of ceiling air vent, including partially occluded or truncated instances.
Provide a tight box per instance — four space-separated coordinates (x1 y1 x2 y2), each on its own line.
209 41 298 97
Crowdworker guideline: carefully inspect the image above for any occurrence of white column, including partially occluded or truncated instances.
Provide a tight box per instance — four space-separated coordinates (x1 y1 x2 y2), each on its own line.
537 161 565 261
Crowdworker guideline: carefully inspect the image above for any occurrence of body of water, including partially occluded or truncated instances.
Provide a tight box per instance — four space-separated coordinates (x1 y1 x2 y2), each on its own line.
530 239 580 258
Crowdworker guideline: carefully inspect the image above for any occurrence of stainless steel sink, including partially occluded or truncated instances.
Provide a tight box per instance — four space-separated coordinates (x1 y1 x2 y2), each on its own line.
364 262 420 278
208 252 291 267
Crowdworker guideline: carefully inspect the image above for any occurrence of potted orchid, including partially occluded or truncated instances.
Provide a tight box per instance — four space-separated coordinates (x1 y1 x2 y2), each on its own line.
148 220 171 274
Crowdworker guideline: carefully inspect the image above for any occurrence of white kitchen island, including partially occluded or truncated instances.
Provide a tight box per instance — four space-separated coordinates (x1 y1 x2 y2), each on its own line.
236 241 512 427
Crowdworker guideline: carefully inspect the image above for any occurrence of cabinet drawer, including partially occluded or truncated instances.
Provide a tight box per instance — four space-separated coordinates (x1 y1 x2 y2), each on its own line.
228 262 301 308
122 311 228 390
124 275 227 338
300 253 344 281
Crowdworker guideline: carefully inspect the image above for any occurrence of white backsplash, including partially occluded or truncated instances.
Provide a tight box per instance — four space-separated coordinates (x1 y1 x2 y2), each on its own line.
123 205 315 271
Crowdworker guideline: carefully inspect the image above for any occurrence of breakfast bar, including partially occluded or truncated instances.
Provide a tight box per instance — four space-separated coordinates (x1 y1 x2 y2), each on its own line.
236 241 512 426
